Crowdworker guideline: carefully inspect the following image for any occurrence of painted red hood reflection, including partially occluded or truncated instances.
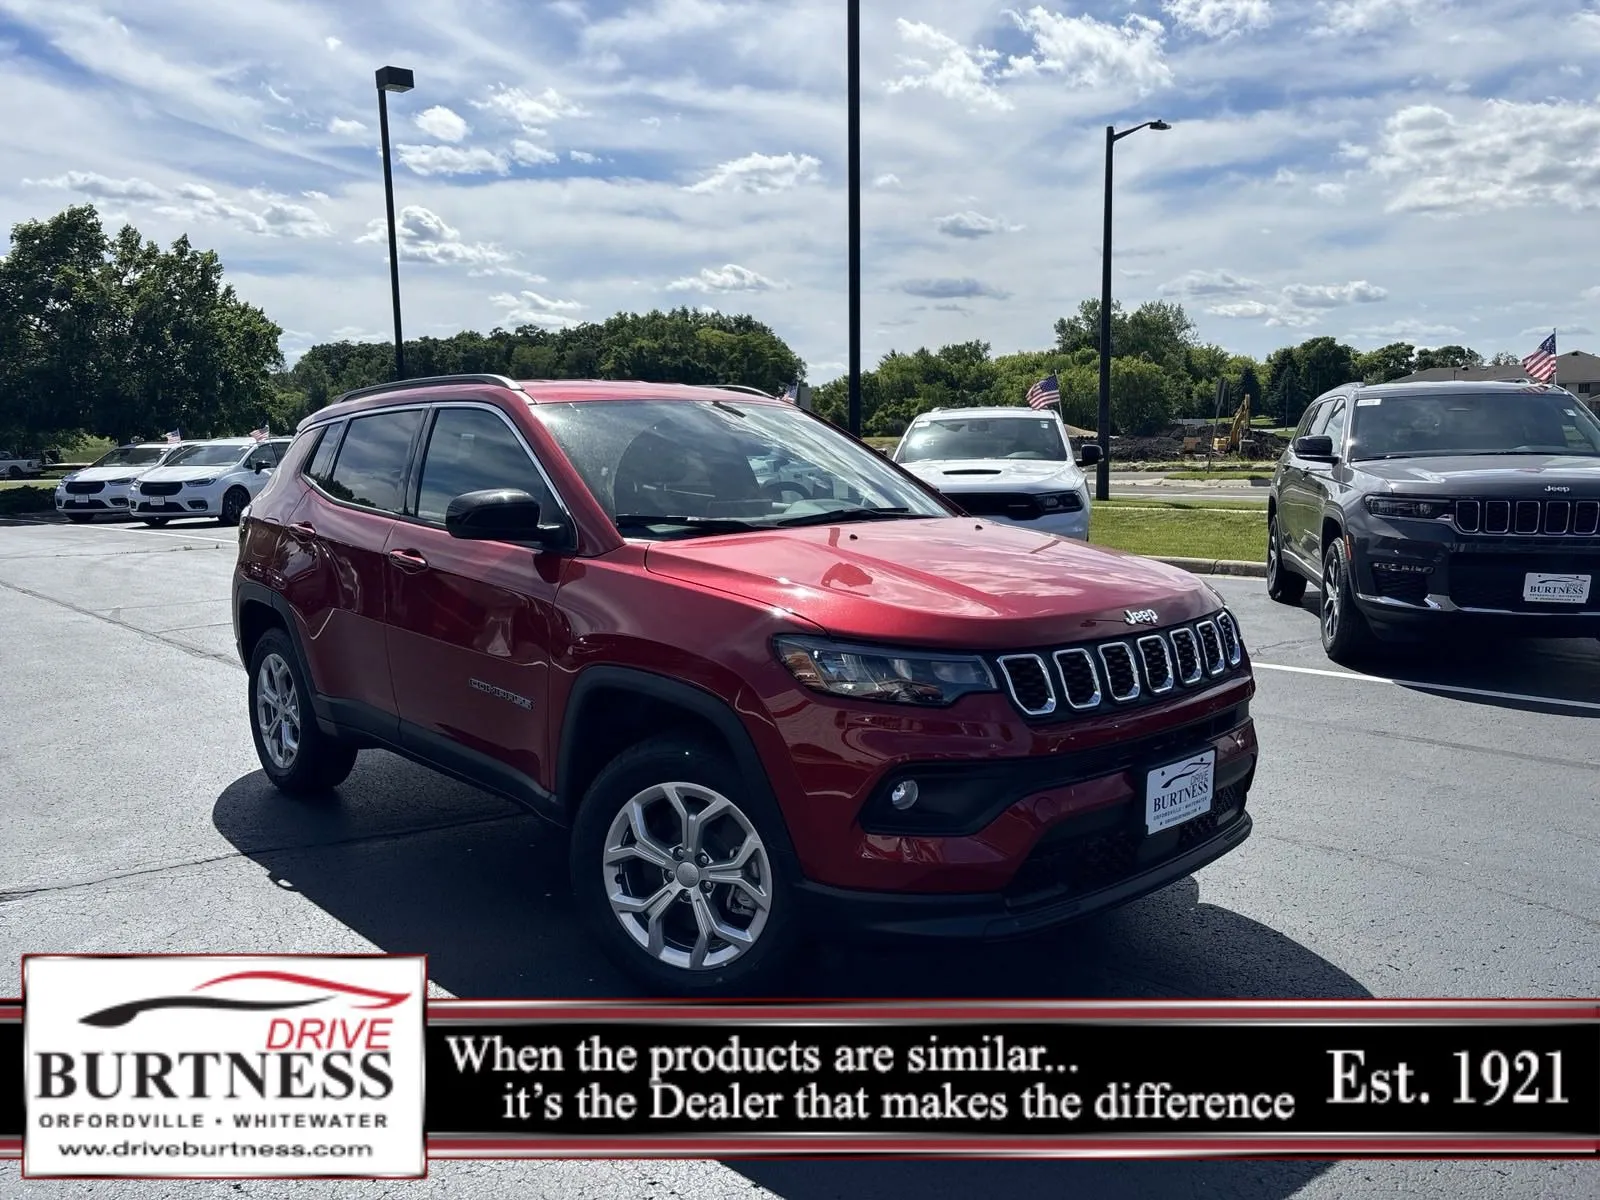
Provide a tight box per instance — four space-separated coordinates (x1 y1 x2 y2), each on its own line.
642 517 1220 648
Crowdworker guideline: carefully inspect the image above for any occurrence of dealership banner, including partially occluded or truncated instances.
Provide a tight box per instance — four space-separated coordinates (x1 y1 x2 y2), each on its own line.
0 958 1594 1176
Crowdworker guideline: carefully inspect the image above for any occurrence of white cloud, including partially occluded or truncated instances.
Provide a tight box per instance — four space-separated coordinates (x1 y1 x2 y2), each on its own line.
1316 0 1429 35
302 190 329 202
396 144 510 176
490 289 584 328
885 18 1011 112
570 150 600 163
1208 301 1277 319
667 263 782 293
324 36 341 51
1521 324 1593 337
414 105 470 143
1313 182 1347 201
873 173 902 189
1353 320 1467 340
1365 99 1600 215
1281 280 1389 306
474 84 585 133
23 170 165 200
934 210 1022 238
357 206 512 267
328 117 366 137
1582 286 1600 300
1004 8 1173 95
1159 269 1262 297
685 151 820 194
1163 0 1272 39
511 139 559 165
157 184 332 239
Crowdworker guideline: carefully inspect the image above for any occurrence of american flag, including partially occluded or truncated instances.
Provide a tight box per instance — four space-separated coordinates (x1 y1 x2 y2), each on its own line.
165 430 182 443
1026 374 1061 410
250 425 270 441
1522 332 1557 383
781 382 798 403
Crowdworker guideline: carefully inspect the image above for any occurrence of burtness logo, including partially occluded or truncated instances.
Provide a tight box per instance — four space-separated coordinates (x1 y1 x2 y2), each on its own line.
24 955 426 1179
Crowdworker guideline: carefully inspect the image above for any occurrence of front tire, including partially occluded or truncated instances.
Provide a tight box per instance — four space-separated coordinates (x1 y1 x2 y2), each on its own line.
571 736 797 995
1266 512 1306 604
219 487 250 526
1320 536 1375 664
248 628 358 794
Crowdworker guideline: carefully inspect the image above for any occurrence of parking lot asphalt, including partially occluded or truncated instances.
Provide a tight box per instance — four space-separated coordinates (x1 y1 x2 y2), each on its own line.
1 516 1595 1199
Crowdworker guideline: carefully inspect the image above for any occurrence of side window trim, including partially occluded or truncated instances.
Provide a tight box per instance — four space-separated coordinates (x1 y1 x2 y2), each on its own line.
303 420 348 488
404 400 573 529
1320 399 1348 457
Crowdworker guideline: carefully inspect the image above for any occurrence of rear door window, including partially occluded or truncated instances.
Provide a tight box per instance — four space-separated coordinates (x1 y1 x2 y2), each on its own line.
323 410 424 513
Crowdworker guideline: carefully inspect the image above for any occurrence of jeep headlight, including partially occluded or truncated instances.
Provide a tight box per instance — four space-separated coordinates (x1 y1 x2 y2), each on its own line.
774 636 997 706
1365 496 1451 520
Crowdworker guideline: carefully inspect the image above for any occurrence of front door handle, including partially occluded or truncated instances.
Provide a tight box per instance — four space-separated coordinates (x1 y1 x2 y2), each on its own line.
287 522 317 540
388 548 428 573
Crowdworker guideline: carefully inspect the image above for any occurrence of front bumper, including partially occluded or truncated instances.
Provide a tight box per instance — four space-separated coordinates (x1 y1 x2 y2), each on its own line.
1351 530 1600 636
798 811 1251 939
57 484 137 516
132 487 220 518
984 508 1090 540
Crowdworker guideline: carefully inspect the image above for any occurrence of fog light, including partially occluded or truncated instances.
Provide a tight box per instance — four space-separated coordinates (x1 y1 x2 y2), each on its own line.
889 780 919 810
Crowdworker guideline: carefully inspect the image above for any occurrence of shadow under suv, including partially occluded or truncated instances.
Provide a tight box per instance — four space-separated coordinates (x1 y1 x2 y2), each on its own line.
1266 380 1600 662
232 374 1258 993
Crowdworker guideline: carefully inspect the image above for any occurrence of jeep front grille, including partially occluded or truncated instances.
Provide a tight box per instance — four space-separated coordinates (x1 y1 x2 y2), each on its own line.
997 654 1056 717
1455 497 1599 537
1098 642 1141 702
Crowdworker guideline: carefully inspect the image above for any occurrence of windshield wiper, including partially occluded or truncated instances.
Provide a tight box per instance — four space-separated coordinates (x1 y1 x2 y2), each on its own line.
771 505 922 527
613 513 763 534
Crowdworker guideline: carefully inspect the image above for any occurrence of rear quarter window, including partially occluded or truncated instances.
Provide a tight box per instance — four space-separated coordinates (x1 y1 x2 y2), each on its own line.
304 423 344 487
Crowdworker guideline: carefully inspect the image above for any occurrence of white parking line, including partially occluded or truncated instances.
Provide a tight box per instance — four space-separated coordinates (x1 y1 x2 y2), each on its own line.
101 524 234 546
1254 661 1600 713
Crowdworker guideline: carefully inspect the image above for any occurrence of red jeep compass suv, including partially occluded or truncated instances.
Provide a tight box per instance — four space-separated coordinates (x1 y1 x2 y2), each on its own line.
232 375 1258 993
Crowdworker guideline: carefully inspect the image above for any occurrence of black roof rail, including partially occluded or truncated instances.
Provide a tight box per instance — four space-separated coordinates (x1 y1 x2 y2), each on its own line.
716 384 778 398
331 373 524 405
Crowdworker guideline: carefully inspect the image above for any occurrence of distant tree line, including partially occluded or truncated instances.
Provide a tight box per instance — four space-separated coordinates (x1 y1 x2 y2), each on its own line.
0 202 1530 452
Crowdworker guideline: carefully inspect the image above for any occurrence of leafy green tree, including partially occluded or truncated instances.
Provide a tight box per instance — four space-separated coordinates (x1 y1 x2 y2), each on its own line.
1111 358 1174 435
1487 351 1518 366
1413 344 1481 371
1268 363 1306 428
1355 342 1415 384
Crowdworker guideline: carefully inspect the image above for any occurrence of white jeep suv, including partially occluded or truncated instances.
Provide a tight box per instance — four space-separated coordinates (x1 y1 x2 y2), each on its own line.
56 442 189 522
892 406 1101 540
131 437 289 526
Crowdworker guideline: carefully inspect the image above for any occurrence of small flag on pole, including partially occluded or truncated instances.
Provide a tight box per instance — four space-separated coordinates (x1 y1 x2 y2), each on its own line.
1521 332 1557 383
165 430 182 443
250 425 270 441
781 382 798 403
1026 374 1061 410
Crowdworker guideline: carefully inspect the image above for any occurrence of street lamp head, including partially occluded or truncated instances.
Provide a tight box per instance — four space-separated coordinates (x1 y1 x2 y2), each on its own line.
376 66 415 93
1150 120 1172 130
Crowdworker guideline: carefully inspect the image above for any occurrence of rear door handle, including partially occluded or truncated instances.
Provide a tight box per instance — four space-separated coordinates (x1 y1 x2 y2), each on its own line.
388 548 428 573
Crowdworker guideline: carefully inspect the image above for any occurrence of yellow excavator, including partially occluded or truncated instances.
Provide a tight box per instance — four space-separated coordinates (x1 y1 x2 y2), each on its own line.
1212 393 1251 454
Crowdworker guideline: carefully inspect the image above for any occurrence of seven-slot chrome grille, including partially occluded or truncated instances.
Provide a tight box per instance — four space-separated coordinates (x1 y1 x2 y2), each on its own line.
997 611 1244 719
1454 498 1600 537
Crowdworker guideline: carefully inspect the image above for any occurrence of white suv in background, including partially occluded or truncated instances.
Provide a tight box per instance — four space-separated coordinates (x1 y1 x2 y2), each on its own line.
56 442 189 523
892 406 1102 540
131 437 289 526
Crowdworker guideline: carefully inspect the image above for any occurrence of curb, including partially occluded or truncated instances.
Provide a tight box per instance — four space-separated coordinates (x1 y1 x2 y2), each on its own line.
1156 556 1267 579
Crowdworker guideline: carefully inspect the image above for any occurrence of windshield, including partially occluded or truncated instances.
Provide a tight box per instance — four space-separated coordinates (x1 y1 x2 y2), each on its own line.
896 415 1068 464
1350 392 1600 460
92 445 167 468
530 399 951 539
163 443 248 468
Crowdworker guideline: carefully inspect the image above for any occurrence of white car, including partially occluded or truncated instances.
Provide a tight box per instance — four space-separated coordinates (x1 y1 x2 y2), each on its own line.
892 406 1102 540
130 437 290 526
0 450 43 479
56 442 190 523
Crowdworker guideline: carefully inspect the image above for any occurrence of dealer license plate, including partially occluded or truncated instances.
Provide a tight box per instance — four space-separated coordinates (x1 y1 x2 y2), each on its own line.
1522 572 1591 604
1145 749 1215 835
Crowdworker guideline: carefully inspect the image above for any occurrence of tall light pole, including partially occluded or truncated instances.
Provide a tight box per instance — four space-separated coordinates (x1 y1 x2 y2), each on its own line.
847 1 862 436
376 65 415 380
1096 118 1170 501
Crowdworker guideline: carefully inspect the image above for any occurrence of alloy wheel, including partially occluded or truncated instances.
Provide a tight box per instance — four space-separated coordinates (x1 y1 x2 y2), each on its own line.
1321 555 1341 643
255 652 302 770
602 782 773 972
1267 518 1280 584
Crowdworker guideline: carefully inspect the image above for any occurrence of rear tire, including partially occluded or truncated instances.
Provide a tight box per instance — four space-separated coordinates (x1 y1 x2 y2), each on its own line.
1265 512 1306 604
6 466 22 479
1320 536 1375 665
248 628 358 794
570 736 797 995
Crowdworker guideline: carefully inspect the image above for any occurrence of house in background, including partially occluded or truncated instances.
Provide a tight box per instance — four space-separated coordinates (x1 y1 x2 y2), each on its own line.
1392 351 1600 404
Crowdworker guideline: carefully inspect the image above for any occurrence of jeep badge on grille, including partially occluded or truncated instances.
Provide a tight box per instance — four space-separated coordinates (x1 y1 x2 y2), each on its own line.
1124 608 1159 625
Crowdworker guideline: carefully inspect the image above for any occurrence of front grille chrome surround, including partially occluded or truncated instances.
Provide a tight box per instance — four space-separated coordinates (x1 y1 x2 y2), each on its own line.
997 653 1056 717
1215 611 1243 666
1097 642 1142 703
1169 627 1203 684
1052 647 1102 710
1196 620 1226 676
1135 635 1175 695
1457 497 1600 537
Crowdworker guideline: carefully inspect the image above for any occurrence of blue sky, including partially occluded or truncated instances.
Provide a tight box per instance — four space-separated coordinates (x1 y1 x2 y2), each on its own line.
3 0 1600 381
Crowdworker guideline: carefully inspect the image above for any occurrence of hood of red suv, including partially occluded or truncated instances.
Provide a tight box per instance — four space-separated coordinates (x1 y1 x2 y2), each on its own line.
643 517 1221 649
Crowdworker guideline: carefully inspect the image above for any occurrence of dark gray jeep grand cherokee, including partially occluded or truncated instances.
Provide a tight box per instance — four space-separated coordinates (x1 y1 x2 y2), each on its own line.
1265 380 1600 662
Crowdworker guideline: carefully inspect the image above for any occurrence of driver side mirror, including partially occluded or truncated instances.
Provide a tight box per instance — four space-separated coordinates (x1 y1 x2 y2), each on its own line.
1294 435 1336 461
1077 443 1103 467
445 488 570 549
